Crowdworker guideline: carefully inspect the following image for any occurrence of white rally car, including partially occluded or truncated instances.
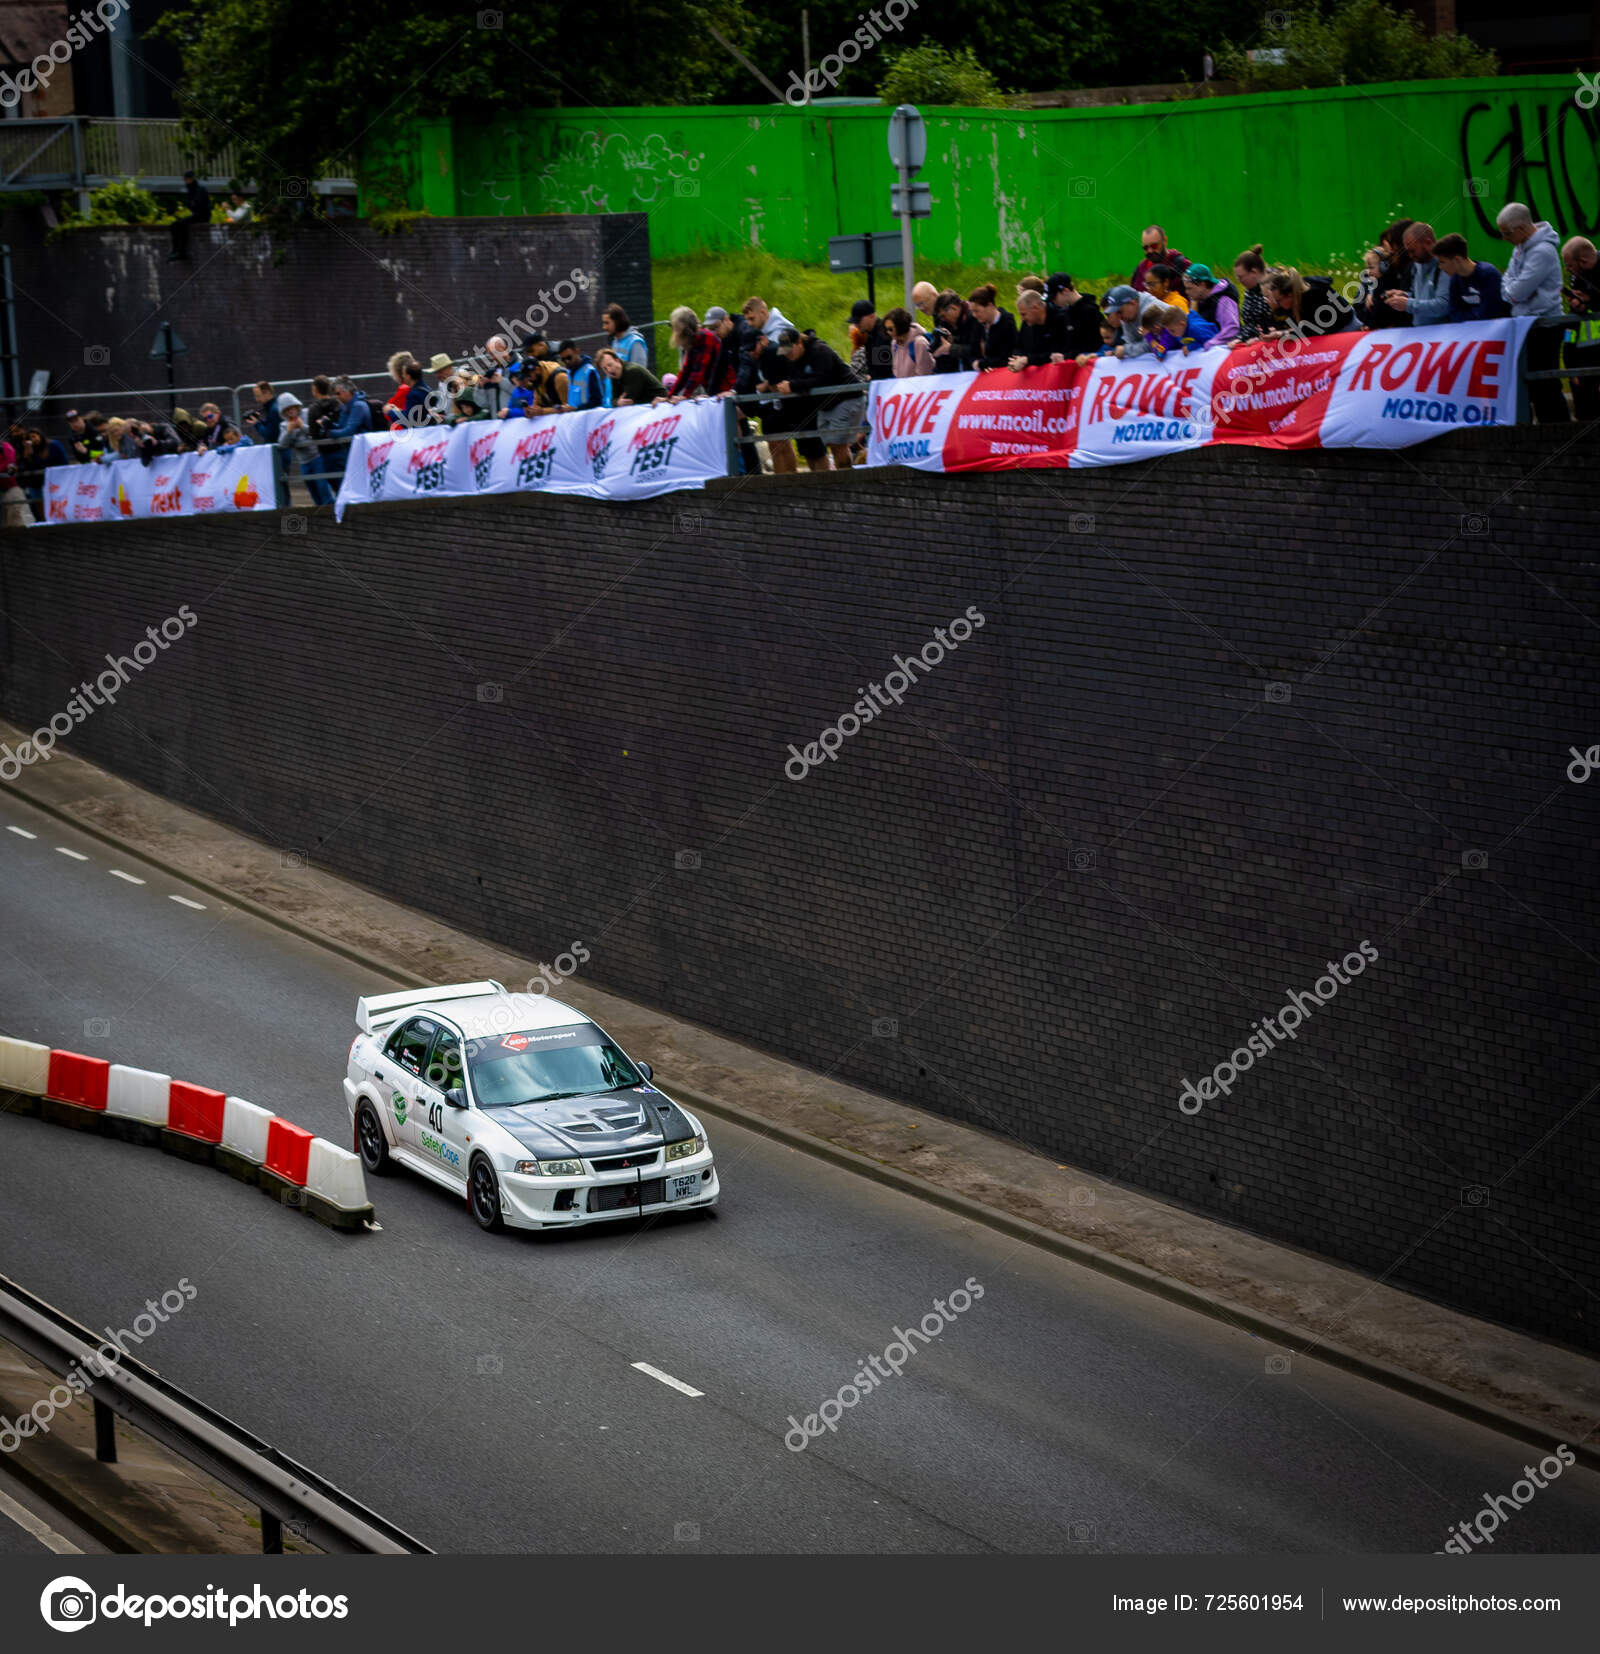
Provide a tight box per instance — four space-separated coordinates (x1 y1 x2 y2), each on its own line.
343 981 719 1232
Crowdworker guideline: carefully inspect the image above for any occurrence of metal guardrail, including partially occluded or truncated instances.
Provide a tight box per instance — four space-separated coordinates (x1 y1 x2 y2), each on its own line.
0 117 356 198
0 1270 432 1554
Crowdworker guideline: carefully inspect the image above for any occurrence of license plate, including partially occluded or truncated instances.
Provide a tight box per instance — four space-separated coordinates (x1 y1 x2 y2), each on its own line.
667 1173 701 1202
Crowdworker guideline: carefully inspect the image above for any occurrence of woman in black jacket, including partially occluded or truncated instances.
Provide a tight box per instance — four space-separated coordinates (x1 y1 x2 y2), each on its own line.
1259 269 1358 337
928 290 982 373
968 283 1018 371
1364 219 1414 331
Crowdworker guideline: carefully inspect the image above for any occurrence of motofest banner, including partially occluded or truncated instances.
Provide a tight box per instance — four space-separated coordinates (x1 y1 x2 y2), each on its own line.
865 318 1535 474
334 399 730 522
40 447 278 525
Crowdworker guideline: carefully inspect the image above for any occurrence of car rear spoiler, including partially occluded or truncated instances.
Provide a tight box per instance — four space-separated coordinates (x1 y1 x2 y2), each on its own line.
356 981 507 1037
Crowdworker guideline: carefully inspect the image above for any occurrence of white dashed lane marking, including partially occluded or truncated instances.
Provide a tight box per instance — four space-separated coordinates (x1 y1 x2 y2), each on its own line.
55 847 88 861
168 895 207 910
6 825 36 839
630 1362 704 1398
109 870 146 885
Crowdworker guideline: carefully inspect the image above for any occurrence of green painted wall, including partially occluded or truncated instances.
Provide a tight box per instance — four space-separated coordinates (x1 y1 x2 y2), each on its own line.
362 77 1600 274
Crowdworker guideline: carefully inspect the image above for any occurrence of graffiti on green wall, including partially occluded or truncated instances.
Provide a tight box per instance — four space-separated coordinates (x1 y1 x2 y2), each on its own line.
364 78 1599 273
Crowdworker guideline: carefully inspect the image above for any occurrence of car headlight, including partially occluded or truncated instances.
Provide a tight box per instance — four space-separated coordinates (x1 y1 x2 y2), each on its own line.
664 1135 705 1162
513 1158 586 1177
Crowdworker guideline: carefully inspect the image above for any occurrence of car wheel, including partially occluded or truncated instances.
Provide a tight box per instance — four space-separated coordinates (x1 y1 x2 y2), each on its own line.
469 1156 504 1232
355 1100 392 1176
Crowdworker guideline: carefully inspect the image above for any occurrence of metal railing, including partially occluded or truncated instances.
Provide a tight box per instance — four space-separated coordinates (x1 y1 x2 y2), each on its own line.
0 1269 431 1553
0 117 356 199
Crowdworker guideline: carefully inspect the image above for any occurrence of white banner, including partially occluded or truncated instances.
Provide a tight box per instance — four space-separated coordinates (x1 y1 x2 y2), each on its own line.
865 319 1535 474
41 448 278 525
334 401 731 521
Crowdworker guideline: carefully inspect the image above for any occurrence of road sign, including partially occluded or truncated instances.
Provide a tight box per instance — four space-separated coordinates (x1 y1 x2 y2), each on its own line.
887 104 926 173
890 181 931 219
828 232 904 274
148 321 188 359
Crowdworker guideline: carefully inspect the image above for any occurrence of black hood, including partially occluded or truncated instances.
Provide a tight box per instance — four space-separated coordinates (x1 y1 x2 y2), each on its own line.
490 1086 698 1160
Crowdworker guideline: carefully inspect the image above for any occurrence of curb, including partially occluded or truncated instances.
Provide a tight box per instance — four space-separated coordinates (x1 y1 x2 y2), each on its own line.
1 770 1593 1470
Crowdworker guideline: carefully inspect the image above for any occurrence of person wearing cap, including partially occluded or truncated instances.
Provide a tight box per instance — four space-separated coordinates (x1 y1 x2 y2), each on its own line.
1180 264 1239 345
1046 274 1103 358
497 360 539 420
700 306 743 397
848 299 895 380
770 327 861 471
529 354 570 411
1081 286 1156 363
64 409 99 465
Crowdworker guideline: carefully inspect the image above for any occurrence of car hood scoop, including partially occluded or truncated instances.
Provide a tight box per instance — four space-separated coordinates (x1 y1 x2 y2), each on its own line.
492 1088 696 1158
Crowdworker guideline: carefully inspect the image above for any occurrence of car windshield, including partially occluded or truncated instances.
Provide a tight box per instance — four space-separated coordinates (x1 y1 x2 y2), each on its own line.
465 1025 643 1108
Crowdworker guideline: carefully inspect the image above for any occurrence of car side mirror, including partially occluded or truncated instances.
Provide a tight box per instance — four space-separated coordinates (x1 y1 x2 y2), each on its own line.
445 1087 468 1109
637 1061 653 1081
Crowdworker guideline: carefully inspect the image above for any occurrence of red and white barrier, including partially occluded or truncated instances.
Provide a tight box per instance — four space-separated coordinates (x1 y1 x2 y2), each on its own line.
107 1063 172 1127
2 1031 372 1231
0 1035 49 1095
221 1096 273 1163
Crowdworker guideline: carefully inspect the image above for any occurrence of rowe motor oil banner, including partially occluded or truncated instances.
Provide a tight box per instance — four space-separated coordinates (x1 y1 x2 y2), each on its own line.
334 399 730 522
41 446 278 525
865 318 1534 474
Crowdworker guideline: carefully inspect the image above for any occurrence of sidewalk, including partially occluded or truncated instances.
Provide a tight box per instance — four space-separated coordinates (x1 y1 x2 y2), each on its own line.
3 718 1597 1457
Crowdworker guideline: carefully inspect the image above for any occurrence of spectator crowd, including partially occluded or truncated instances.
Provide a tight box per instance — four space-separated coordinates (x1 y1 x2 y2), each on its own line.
9 194 1597 519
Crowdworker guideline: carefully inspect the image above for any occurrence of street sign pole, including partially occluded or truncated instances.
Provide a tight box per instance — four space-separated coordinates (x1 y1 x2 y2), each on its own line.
897 150 914 312
887 105 927 313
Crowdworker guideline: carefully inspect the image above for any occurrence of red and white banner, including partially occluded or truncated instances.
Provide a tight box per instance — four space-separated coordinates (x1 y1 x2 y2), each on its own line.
334 399 730 522
866 319 1534 473
40 447 278 525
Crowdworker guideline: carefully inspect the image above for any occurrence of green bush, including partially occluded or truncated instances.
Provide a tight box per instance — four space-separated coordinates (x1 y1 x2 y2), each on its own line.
1218 0 1497 92
84 178 170 224
877 44 1016 109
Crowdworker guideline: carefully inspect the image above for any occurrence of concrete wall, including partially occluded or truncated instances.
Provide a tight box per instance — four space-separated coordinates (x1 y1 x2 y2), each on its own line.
4 212 654 415
2 428 1596 1347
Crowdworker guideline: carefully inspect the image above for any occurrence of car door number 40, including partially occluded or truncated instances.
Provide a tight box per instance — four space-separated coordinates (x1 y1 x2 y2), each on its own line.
428 1101 444 1133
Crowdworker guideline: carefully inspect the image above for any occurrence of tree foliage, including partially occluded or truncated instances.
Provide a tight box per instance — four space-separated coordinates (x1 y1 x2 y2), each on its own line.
876 44 1015 108
150 0 758 222
1217 0 1497 92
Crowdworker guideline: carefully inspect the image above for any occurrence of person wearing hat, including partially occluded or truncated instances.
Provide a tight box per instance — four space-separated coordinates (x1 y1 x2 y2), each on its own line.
1080 286 1157 363
450 391 489 423
1181 264 1239 345
273 391 327 500
168 170 211 262
424 353 461 422
848 298 895 380
1045 274 1103 359
64 408 101 465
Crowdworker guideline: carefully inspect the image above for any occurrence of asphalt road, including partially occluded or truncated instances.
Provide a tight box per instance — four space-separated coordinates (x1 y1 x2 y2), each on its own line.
1 792 1597 1554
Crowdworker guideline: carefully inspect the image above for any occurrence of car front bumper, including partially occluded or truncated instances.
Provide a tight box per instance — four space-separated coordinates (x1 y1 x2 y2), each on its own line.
498 1148 718 1229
